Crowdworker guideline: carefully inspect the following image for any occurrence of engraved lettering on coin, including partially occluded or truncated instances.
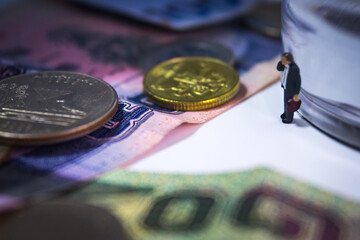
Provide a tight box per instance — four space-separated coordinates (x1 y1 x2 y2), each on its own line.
0 72 118 145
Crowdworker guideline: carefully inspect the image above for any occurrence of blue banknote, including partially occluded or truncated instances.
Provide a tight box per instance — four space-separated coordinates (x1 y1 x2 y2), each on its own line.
73 0 257 30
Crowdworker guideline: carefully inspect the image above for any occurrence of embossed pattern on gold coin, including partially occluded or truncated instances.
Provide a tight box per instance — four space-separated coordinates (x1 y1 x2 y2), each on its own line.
143 57 240 111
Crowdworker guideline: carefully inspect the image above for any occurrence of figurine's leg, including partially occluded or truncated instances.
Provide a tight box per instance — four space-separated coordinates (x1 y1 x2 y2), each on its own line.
285 112 294 123
282 95 293 123
281 93 286 119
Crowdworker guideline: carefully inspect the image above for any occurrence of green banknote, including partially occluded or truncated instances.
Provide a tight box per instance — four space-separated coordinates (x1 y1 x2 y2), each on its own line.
58 168 360 240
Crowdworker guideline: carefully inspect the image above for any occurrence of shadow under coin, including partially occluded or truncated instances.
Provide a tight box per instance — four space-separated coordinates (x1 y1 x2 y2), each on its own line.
237 83 248 99
0 201 131 240
124 83 248 167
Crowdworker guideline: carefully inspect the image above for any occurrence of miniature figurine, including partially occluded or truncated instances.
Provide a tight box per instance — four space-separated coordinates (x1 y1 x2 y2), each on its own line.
277 52 301 123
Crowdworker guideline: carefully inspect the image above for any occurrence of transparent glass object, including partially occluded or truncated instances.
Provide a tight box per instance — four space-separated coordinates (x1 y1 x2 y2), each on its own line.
282 0 360 148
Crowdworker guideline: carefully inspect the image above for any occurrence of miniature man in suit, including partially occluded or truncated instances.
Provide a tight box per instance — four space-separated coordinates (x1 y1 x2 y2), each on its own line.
277 52 301 123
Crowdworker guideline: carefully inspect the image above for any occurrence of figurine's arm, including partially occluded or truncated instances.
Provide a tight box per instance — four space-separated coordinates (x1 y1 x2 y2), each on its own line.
293 65 301 94
277 61 285 71
292 65 302 101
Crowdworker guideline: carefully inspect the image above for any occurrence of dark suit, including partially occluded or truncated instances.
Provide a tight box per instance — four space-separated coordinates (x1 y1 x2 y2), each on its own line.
277 61 301 123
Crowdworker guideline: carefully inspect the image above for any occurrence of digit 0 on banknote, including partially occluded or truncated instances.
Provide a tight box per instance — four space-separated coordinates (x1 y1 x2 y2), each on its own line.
66 168 360 240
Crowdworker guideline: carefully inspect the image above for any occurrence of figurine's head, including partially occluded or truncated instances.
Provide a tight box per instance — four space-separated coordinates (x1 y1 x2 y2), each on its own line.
281 52 293 65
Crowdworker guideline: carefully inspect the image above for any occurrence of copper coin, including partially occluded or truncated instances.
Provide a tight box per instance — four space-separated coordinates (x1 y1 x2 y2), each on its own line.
0 72 118 145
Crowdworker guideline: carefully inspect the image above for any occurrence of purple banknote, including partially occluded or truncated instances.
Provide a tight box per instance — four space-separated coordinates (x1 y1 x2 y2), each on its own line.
0 1 282 211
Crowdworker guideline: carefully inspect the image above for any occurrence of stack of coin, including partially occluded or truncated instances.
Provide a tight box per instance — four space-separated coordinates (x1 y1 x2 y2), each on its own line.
0 71 118 162
143 57 240 111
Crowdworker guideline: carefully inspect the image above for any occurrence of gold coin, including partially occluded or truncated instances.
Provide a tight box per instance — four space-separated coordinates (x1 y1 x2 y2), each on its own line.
143 57 240 111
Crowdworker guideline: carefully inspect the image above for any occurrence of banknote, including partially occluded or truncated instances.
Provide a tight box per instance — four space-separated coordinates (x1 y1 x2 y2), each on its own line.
2 168 359 240
0 58 80 80
72 0 256 31
0 1 282 211
0 59 38 80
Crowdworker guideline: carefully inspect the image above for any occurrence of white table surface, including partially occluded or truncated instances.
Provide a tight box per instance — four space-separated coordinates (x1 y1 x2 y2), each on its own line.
129 82 360 203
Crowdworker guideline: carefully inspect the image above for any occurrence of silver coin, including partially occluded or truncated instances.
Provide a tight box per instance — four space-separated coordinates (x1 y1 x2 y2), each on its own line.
139 39 235 70
243 3 281 38
0 71 118 145
0 144 12 164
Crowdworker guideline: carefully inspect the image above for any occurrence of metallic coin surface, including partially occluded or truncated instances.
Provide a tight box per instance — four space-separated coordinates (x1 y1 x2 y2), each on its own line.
0 144 12 164
139 39 235 70
143 57 240 111
0 72 118 145
243 3 281 38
